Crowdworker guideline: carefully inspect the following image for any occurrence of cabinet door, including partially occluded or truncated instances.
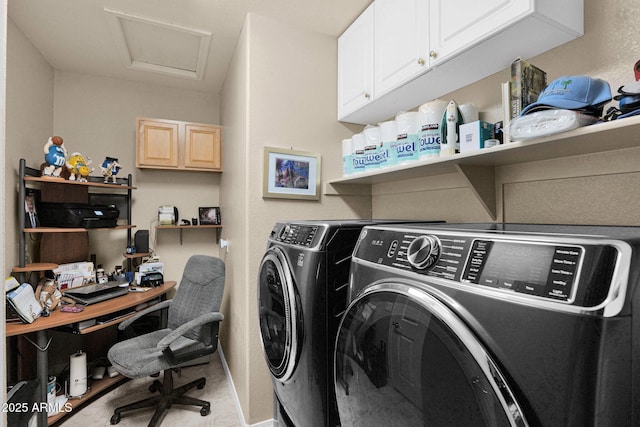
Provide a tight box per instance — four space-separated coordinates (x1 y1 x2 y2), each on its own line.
184 124 222 171
429 0 530 65
137 119 179 168
374 0 429 98
338 3 374 119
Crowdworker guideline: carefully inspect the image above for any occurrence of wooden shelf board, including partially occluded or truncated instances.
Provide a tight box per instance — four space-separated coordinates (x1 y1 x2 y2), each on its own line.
24 176 135 190
123 252 151 259
24 225 134 233
46 374 128 425
12 263 59 273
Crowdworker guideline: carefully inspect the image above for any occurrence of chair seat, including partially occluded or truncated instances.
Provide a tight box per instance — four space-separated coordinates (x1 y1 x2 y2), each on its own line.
108 328 207 378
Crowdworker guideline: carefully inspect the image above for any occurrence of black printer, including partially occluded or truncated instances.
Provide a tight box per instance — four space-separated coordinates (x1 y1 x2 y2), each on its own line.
38 203 119 228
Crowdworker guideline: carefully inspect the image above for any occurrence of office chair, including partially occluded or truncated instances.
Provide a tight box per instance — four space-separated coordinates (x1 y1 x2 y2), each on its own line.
107 255 225 426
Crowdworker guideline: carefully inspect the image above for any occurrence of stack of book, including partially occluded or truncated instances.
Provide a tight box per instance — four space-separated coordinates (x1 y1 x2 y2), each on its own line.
501 58 547 143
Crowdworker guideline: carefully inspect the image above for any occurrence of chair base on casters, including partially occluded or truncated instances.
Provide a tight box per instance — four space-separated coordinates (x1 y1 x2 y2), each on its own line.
110 369 211 427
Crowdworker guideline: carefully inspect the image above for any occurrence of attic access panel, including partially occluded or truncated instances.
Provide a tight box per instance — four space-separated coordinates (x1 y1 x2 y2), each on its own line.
105 8 211 80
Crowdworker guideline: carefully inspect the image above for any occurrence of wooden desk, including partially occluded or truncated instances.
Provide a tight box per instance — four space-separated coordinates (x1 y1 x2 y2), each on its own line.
6 281 176 426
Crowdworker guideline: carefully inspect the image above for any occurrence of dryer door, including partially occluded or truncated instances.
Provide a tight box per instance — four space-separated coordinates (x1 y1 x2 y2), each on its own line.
258 246 301 383
334 282 527 427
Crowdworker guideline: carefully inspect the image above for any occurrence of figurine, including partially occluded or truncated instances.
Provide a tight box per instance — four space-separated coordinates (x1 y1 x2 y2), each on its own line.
101 157 121 184
35 277 62 315
66 152 93 182
43 136 67 177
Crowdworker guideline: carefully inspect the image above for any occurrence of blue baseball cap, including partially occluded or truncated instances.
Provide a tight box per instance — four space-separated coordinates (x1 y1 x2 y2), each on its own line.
521 76 612 116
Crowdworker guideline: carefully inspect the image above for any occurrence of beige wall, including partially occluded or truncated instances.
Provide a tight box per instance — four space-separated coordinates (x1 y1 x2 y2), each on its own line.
4 18 54 273
52 71 222 281
373 0 640 225
220 13 371 424
3 25 223 282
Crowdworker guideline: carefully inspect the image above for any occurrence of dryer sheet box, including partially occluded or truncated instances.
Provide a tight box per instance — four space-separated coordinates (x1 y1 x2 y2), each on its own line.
459 120 495 153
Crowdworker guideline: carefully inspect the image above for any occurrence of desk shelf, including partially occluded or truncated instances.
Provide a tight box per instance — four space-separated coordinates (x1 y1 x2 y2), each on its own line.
6 282 176 427
11 263 58 273
47 374 127 425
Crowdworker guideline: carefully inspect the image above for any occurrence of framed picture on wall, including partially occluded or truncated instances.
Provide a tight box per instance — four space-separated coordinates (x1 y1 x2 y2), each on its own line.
262 146 321 200
199 207 221 225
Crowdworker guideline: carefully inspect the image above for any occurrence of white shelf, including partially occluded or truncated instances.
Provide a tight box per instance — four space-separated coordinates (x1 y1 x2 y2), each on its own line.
325 115 640 220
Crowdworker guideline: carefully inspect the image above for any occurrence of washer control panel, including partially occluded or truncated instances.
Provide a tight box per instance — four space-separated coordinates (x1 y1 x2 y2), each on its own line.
355 227 587 303
271 223 319 247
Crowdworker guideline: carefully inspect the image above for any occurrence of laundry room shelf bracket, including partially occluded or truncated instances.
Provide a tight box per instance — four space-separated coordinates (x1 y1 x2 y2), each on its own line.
454 164 496 220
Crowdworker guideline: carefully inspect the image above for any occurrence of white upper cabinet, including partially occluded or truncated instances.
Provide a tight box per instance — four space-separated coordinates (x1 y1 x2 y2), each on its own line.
374 0 429 97
338 3 375 119
338 0 584 125
429 0 530 64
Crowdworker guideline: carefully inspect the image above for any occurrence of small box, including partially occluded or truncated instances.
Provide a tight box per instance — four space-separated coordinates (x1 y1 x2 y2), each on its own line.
459 121 495 153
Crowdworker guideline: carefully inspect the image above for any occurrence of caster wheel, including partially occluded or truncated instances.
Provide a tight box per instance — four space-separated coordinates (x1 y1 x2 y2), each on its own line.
110 413 121 424
197 379 206 389
200 407 211 416
149 384 157 393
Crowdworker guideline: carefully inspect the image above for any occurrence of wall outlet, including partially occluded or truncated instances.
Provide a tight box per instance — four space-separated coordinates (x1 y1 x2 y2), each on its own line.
220 239 229 253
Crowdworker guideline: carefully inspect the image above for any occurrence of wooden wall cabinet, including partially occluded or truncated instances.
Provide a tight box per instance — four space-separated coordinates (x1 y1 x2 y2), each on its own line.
136 118 222 172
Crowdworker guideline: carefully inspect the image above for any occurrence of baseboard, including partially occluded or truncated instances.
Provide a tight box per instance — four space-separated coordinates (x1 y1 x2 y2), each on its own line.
218 342 275 427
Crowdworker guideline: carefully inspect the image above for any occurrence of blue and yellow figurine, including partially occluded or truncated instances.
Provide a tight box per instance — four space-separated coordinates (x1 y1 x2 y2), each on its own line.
43 136 67 177
101 157 121 183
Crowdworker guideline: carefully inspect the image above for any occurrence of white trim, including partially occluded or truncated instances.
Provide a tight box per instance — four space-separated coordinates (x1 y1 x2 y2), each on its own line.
218 342 275 427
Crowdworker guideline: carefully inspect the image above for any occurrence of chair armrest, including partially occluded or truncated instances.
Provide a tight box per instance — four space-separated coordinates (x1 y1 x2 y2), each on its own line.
118 300 171 330
156 312 224 350
158 311 224 365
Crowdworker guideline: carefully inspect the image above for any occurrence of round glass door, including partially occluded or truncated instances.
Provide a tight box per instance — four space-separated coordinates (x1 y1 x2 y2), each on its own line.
258 247 301 382
334 282 527 427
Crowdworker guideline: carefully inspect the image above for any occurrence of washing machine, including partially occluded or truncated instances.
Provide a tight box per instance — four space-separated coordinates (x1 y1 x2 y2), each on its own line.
334 223 640 427
258 220 439 427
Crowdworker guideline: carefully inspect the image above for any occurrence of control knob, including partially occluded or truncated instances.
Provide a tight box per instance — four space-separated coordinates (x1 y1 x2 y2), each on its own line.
407 235 440 270
278 224 291 241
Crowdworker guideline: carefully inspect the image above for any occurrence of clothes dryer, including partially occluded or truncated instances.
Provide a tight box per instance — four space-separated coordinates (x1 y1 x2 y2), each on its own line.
334 223 640 427
258 220 438 427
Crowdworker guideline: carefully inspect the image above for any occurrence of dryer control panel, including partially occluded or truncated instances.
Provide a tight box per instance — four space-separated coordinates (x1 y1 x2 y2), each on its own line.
353 226 624 306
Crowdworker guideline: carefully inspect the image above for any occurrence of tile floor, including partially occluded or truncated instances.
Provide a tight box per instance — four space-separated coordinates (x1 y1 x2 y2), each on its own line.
57 353 243 427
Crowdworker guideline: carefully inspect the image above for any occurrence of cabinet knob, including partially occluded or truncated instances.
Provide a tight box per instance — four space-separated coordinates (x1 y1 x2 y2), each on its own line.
418 58 425 66
365 93 371 99
429 51 438 59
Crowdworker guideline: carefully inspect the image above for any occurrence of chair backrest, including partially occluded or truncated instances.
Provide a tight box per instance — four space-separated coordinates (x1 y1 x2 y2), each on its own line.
167 255 225 346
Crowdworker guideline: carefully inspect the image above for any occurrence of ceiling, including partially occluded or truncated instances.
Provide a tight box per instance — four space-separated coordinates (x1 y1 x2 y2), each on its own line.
8 0 372 94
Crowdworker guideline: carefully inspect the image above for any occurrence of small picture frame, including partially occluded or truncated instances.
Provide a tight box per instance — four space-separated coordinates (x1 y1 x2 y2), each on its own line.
199 207 221 225
263 146 321 200
24 190 39 228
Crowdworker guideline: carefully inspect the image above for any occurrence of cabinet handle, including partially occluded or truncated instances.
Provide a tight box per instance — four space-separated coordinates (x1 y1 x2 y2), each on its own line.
418 58 425 66
429 51 438 59
365 93 371 99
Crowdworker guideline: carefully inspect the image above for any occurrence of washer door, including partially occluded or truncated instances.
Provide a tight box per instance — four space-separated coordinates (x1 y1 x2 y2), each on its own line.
258 246 301 382
334 281 527 427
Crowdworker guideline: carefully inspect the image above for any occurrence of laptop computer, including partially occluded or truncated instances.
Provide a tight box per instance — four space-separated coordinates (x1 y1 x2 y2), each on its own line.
64 281 129 305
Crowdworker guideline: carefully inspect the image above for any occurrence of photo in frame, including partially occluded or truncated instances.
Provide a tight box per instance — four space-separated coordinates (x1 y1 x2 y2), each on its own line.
263 147 321 200
199 207 221 225
24 190 40 228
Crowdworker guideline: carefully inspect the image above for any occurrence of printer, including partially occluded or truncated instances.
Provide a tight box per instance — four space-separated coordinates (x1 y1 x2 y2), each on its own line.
38 203 119 228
